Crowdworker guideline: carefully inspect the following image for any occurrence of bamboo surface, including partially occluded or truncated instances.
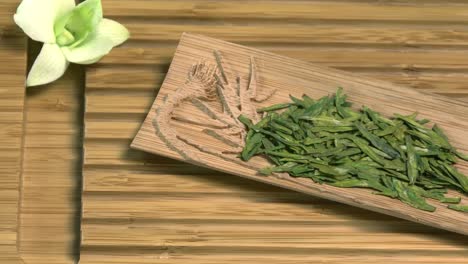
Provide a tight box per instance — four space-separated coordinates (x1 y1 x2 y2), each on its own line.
0 39 82 264
18 54 83 264
81 0 468 263
0 1 82 261
4 0 468 263
0 0 25 263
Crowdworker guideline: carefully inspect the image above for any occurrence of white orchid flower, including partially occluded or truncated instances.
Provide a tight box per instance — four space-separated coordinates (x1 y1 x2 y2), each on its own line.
14 0 129 87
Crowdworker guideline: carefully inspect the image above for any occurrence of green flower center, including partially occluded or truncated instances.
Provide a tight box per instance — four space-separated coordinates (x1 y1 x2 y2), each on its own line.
53 0 102 47
56 28 76 46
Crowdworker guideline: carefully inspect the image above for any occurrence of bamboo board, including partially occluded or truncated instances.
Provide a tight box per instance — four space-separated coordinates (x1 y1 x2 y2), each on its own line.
132 33 468 234
0 6 83 264
82 0 468 263
1 36 82 264
1 0 82 262
18 55 83 263
0 0 26 262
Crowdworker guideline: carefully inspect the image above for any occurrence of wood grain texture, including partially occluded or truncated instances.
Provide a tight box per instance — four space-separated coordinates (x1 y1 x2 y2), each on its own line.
0 0 25 261
121 22 468 46
102 0 468 22
0 0 22 38
17 43 83 263
82 0 468 263
1 1 82 262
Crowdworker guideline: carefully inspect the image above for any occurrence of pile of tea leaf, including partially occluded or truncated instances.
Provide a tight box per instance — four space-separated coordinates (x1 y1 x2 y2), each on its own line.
238 88 468 212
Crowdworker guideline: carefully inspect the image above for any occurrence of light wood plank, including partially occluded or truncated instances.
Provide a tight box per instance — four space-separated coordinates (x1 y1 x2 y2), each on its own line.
22 171 77 187
98 45 468 69
19 57 82 263
87 68 166 90
84 139 180 166
83 166 286 194
86 66 468 100
0 149 21 171
0 212 17 229
0 246 23 264
23 148 79 172
25 123 79 148
0 0 23 35
85 90 155 114
0 123 23 149
20 255 76 264
0 45 25 70
25 88 80 114
121 23 468 47
27 111 79 123
0 111 23 123
19 228 75 253
82 193 374 221
103 0 468 22
85 120 144 139
20 186 76 213
81 221 468 250
78 253 468 264
0 1 26 260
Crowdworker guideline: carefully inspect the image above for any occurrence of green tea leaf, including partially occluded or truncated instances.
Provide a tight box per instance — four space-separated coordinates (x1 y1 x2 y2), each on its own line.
455 151 468 161
448 204 468 212
356 123 400 159
257 103 291 113
405 135 419 185
241 133 263 161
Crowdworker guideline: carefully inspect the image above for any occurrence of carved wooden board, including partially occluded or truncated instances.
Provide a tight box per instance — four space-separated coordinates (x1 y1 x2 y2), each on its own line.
132 33 468 235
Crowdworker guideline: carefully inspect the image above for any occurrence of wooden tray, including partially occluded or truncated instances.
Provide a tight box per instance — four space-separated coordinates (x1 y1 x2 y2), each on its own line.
132 33 468 235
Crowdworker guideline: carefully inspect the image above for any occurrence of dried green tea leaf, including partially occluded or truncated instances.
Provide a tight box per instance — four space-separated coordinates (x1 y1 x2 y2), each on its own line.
257 103 291 113
356 123 400 159
239 88 467 213
405 135 419 185
448 204 468 212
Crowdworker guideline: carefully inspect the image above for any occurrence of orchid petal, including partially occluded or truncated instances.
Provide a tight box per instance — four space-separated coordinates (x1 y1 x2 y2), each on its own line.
61 32 114 64
14 0 75 43
61 17 129 64
74 0 103 27
96 19 130 47
26 43 69 87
